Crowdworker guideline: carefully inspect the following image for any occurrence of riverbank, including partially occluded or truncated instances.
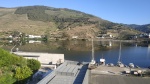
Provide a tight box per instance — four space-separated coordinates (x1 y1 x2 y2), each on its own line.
47 38 150 43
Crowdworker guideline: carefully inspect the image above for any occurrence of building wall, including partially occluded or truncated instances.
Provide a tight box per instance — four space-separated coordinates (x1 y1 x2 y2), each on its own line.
14 52 64 65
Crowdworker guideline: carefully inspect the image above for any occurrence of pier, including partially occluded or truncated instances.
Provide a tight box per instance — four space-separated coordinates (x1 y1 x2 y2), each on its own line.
13 50 150 84
36 61 150 84
90 66 150 84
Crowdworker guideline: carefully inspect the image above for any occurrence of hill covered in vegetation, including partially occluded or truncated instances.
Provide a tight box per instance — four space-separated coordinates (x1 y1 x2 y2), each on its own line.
0 6 141 40
125 24 150 33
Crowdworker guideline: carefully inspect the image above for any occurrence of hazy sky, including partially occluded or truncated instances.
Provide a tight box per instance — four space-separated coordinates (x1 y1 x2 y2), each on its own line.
0 0 150 25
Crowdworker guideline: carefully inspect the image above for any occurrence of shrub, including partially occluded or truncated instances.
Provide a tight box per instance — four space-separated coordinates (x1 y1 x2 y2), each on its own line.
0 73 16 84
27 59 41 72
14 66 32 81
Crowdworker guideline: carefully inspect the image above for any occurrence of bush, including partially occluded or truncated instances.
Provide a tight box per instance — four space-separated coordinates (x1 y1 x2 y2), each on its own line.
0 48 26 68
14 66 32 81
27 59 41 72
0 49 36 84
0 73 16 84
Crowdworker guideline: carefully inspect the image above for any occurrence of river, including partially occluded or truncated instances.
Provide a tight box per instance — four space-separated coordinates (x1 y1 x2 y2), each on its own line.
1 40 150 68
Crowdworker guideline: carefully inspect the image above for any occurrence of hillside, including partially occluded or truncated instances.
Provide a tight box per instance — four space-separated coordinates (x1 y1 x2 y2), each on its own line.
0 6 141 40
125 24 150 33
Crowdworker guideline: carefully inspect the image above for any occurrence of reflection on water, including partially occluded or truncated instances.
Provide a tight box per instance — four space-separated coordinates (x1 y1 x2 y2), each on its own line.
1 40 150 68
147 44 150 59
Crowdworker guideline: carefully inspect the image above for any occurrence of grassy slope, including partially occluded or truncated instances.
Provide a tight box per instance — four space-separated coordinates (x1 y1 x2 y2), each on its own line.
0 6 141 39
0 8 57 35
124 24 150 33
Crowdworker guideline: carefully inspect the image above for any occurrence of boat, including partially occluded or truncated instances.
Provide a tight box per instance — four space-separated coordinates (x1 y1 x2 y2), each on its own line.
100 54 105 65
107 63 114 67
135 65 140 68
117 42 124 67
89 39 96 69
89 38 96 65
117 61 124 67
100 58 105 65
129 63 134 68
90 59 96 65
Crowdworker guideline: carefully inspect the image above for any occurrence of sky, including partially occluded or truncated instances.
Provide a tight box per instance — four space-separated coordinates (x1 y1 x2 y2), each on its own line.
0 0 150 25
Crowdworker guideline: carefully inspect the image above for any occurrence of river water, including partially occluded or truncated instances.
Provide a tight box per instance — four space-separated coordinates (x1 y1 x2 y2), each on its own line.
64 41 150 68
1 40 150 68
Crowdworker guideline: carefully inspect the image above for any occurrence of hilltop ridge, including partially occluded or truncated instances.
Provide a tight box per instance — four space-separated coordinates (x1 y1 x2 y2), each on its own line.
0 6 141 40
124 24 150 33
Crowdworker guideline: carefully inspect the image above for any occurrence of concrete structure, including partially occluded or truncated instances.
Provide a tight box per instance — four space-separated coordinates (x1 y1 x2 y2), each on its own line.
13 51 64 65
90 66 150 84
36 60 150 84
90 74 150 84
37 61 88 84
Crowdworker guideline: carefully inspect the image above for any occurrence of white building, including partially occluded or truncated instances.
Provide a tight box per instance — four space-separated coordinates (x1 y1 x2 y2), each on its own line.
28 35 42 38
109 34 112 38
72 36 78 39
29 40 41 43
13 52 64 65
8 35 13 38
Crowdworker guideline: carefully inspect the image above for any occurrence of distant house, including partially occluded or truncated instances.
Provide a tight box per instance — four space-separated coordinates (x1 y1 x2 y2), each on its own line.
8 35 13 38
72 36 78 39
28 35 41 38
109 34 113 38
96 34 105 38
29 40 41 43
9 40 13 43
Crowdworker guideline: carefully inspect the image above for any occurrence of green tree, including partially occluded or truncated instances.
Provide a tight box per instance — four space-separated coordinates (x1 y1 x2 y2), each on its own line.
0 49 38 84
0 73 16 84
14 66 32 81
27 59 41 72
